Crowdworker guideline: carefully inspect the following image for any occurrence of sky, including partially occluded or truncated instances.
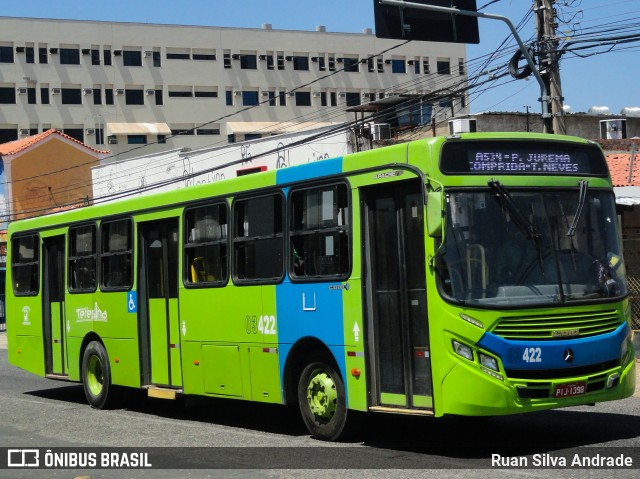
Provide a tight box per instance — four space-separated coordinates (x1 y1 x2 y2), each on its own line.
3 0 639 116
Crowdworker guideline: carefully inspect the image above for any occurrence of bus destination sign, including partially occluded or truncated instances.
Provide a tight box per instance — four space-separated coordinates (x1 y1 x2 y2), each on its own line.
468 150 584 174
440 141 608 176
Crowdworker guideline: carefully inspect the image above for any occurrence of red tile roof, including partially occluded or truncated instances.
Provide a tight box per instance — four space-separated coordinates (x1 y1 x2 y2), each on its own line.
0 129 109 156
606 153 640 187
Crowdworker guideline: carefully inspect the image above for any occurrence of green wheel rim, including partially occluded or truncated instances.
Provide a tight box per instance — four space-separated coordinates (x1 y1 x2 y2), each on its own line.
87 355 103 397
306 368 338 423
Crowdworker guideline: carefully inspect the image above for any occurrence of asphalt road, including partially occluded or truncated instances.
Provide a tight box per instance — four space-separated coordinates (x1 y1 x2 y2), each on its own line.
0 332 639 478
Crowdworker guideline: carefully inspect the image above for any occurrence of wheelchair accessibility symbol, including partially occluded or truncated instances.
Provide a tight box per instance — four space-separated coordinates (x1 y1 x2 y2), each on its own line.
128 292 137 313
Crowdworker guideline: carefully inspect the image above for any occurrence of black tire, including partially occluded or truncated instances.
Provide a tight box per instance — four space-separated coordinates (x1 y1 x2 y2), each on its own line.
81 340 118 409
297 358 357 441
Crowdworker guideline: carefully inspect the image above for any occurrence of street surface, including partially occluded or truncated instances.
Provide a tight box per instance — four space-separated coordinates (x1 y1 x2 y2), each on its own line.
0 332 638 478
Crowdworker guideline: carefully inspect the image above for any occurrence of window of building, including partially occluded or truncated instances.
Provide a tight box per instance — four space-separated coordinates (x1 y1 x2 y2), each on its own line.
368 57 375 72
377 58 384 73
193 48 216 61
105 88 114 105
194 88 218 98
184 203 228 286
318 56 326 71
292 55 309 71
233 194 283 282
157 134 166 144
289 183 349 279
103 48 112 66
96 129 104 145
328 56 336 71
277 52 285 70
390 59 406 74
266 54 274 70
458 58 465 75
412 59 420 74
155 88 163 105
93 88 102 105
61 88 81 105
342 57 359 72
166 48 190 60
240 54 257 70
64 128 84 142
69 224 97 292
423 58 430 74
279 90 287 106
345 92 360 107
197 128 220 135
242 91 259 106
0 128 17 143
437 59 451 75
153 51 161 67
125 88 144 105
268 91 276 106
226 90 233 106
101 219 133 291
330 92 337 106
123 50 142 66
40 87 49 104
127 134 147 144
12 234 39 295
39 46 48 64
27 88 36 104
320 92 327 107
60 48 80 65
25 47 35 64
168 87 193 98
91 49 100 65
224 52 231 68
295 91 311 106
0 46 14 63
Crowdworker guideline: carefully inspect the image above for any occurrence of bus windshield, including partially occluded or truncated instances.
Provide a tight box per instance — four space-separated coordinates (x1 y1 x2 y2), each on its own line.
436 186 628 307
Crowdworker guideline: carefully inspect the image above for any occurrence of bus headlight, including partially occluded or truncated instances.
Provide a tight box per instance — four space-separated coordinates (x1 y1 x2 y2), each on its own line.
452 340 474 361
479 353 499 372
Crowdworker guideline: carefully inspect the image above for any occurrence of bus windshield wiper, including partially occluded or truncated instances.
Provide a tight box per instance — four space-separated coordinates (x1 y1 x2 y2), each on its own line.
567 180 588 237
488 180 540 242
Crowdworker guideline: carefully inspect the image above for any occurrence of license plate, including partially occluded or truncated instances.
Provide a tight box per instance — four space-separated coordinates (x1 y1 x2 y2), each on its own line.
553 381 586 398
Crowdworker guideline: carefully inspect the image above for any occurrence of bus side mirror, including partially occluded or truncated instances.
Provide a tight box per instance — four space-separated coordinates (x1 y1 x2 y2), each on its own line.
426 191 443 237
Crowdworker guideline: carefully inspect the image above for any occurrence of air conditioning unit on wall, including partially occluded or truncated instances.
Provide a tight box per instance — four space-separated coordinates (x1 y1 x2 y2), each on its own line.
449 118 477 134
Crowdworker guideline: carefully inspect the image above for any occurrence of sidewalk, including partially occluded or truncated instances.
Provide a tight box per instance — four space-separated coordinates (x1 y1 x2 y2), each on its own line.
0 331 6 350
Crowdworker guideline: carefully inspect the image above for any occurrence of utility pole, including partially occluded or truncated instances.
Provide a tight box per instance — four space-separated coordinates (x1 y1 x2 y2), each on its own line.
524 105 531 132
535 0 566 134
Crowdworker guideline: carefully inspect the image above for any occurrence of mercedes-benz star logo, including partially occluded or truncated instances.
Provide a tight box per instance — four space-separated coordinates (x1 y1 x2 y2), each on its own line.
563 348 575 363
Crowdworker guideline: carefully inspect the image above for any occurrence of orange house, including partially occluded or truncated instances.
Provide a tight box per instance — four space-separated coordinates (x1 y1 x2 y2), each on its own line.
0 129 109 220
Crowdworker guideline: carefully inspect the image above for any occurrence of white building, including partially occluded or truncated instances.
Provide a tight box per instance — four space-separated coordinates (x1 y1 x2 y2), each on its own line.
0 16 468 160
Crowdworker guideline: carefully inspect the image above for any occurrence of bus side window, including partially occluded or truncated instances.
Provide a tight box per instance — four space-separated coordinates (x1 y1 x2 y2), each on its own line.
100 219 133 291
184 203 228 286
69 224 97 292
11 234 39 295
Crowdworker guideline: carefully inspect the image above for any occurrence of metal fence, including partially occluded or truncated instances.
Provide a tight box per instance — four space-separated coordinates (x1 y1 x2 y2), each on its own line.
623 235 640 330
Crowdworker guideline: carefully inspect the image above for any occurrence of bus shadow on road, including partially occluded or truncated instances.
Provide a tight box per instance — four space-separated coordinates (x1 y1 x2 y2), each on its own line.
25 384 640 457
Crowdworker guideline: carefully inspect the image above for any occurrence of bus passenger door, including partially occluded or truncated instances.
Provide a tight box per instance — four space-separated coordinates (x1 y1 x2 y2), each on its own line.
362 180 433 411
138 219 182 389
42 235 67 377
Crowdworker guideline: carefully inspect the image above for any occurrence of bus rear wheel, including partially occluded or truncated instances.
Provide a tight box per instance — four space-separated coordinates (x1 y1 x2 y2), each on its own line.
82 340 118 409
297 359 352 441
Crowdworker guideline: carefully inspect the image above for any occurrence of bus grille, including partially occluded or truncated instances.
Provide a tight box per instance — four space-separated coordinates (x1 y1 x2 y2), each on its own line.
491 310 622 341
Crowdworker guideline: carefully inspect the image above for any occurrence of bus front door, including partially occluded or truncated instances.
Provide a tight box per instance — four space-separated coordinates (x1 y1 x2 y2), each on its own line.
42 235 67 377
363 180 433 411
138 219 182 389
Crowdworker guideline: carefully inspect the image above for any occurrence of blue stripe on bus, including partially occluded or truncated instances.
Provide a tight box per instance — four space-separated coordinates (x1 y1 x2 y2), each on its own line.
276 157 343 184
477 322 629 371
276 281 348 403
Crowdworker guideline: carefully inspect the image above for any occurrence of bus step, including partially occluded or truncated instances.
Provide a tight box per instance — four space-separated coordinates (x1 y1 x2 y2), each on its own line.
45 374 71 381
144 386 183 400
369 406 434 416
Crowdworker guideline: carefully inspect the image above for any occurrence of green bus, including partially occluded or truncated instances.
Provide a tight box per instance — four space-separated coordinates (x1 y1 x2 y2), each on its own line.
6 132 636 440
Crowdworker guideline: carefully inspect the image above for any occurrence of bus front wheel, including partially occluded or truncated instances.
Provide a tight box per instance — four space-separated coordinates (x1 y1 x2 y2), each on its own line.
297 359 352 441
81 340 117 409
